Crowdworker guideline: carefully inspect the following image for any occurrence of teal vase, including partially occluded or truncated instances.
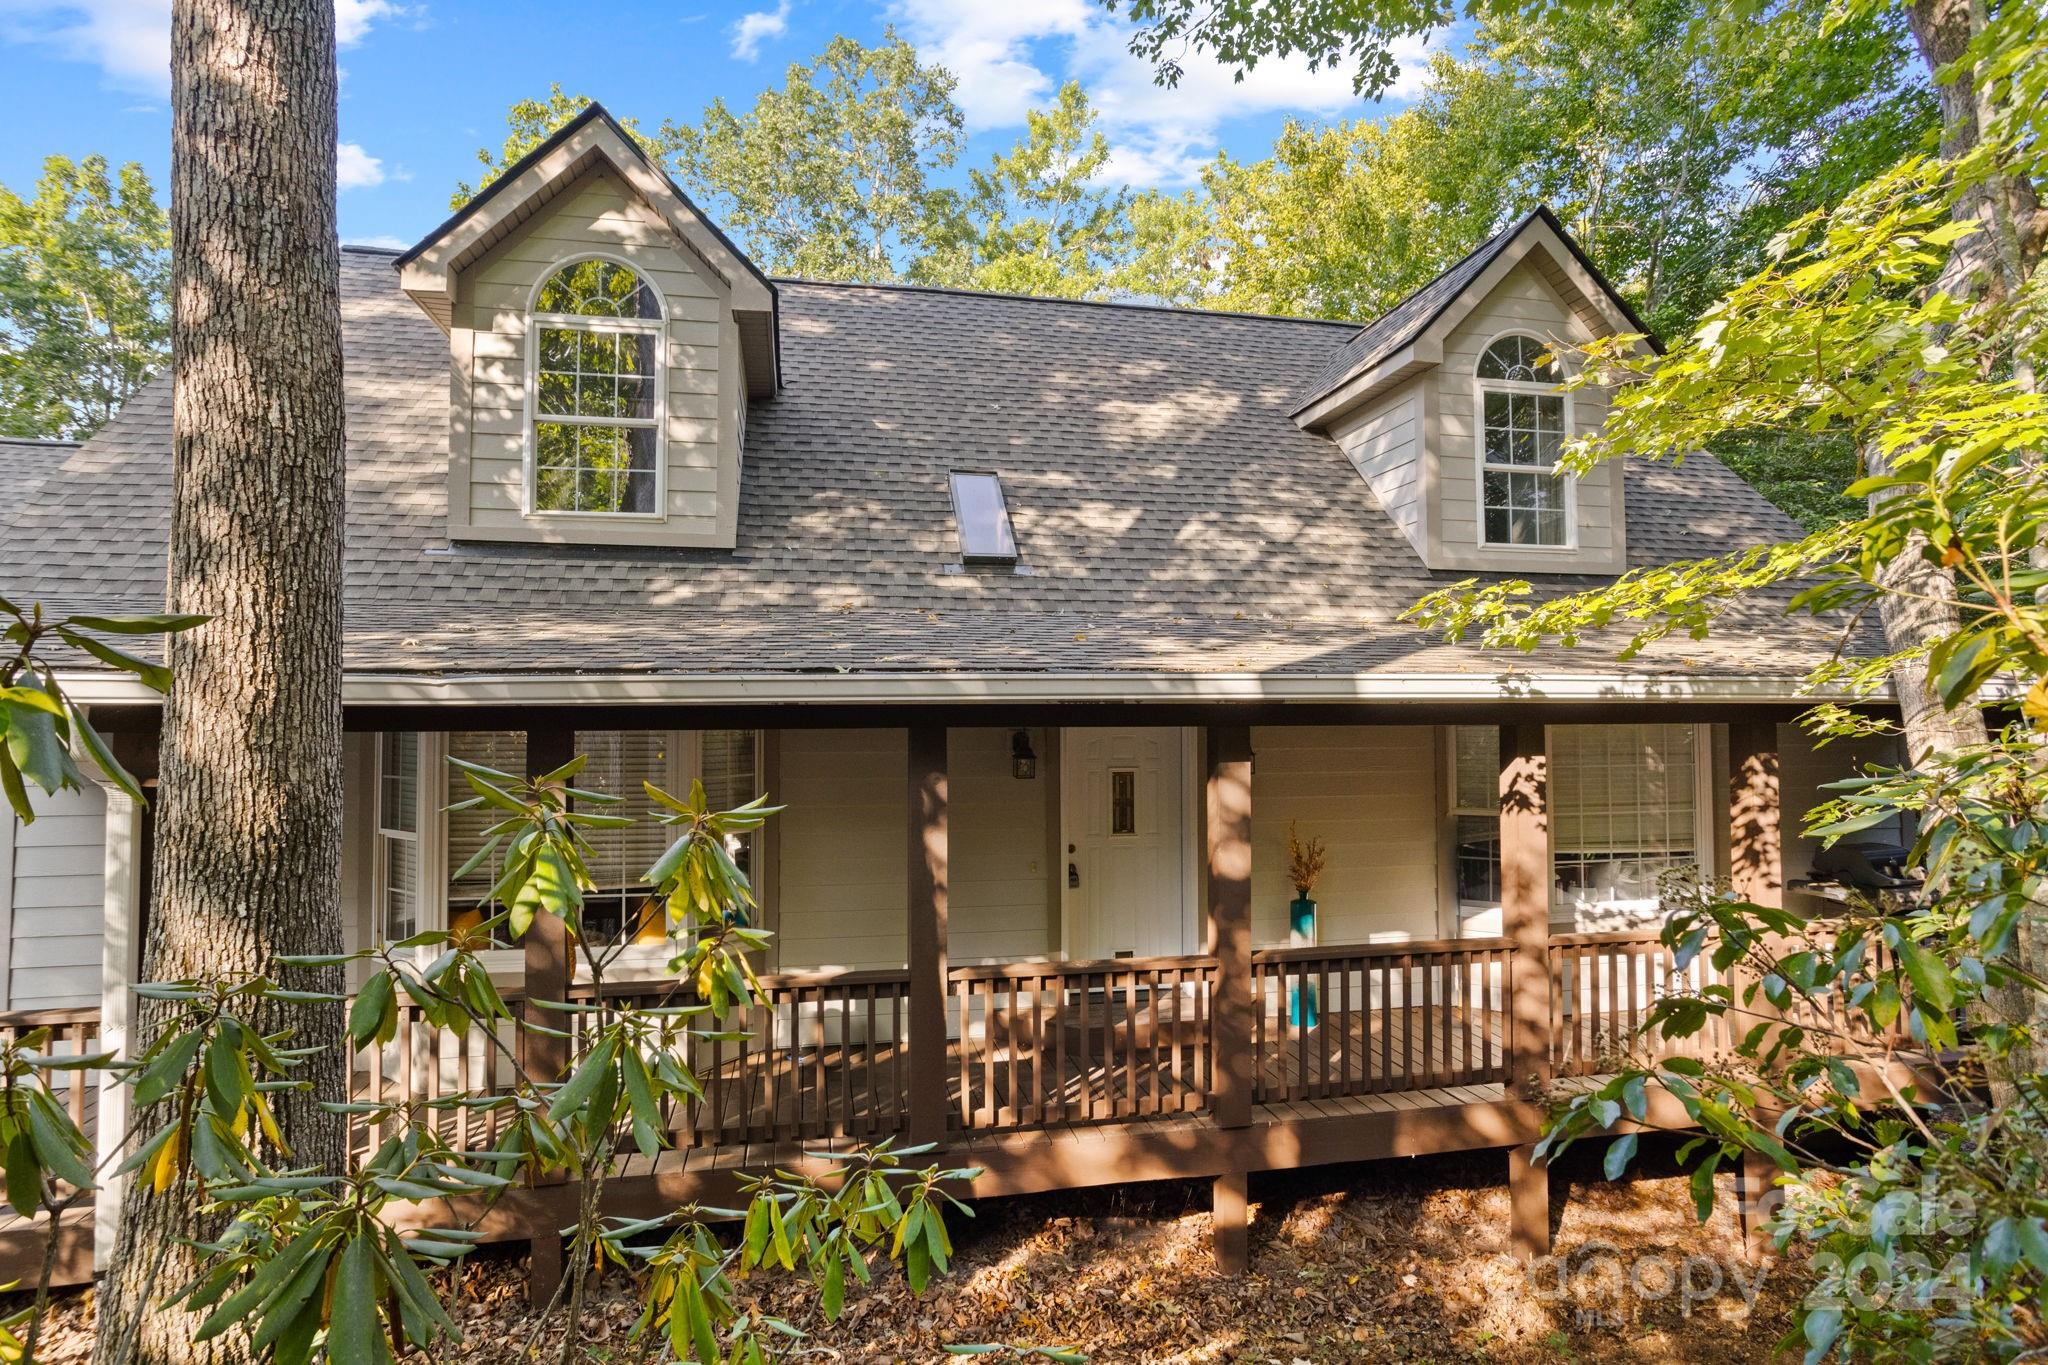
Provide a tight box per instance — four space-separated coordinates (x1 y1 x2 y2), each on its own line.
1288 896 1319 1029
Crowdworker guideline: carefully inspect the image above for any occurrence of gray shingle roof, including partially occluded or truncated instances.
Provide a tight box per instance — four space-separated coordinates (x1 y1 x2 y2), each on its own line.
0 437 79 517
0 246 1848 683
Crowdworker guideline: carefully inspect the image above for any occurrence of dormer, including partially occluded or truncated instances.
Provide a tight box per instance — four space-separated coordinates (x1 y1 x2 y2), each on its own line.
1292 208 1652 576
395 104 778 550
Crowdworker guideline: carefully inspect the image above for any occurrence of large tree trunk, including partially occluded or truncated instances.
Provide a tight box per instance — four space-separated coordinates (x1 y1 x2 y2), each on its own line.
1890 0 2045 1086
91 0 347 1361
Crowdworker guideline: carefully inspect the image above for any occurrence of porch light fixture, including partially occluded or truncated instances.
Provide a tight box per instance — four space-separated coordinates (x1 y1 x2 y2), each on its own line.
949 470 1018 563
1011 728 1037 780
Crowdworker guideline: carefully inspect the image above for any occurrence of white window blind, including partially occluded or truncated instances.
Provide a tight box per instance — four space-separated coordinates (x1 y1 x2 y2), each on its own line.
446 731 525 929
697 730 761 891
1550 724 1697 912
574 730 674 942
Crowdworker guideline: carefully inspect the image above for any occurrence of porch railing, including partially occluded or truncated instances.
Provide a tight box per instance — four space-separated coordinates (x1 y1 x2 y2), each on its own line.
0 1008 102 1181
348 968 915 1157
949 955 1219 1131
1250 939 1512 1102
1548 931 1735 1077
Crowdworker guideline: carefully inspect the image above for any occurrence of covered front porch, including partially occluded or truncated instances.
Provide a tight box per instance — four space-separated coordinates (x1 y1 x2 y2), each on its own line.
22 703 1866 1288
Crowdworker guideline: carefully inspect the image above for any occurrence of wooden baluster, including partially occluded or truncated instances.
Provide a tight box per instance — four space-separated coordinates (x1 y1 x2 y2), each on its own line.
1051 973 1068 1122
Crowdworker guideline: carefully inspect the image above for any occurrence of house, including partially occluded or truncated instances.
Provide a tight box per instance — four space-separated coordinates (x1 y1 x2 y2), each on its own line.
0 106 1901 1285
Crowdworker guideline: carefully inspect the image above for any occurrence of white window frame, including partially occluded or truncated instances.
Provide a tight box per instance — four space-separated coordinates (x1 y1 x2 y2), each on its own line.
522 252 667 522
373 731 433 949
1472 329 1578 552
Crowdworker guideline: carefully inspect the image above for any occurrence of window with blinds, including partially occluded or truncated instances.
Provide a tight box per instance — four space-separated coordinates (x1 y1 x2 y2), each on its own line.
376 732 422 942
446 731 525 940
574 730 675 942
698 729 760 891
1550 724 1697 912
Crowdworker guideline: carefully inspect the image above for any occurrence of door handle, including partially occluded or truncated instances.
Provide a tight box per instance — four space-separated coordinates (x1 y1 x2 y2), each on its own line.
1068 862 1080 889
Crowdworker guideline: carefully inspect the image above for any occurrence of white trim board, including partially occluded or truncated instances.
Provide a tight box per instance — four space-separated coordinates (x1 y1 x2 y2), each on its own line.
55 669 1918 709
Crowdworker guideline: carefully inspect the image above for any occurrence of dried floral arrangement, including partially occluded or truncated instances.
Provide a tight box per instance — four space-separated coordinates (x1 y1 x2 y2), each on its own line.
1287 820 1327 900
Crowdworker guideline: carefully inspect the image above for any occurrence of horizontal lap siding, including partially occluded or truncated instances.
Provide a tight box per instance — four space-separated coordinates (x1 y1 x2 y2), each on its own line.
1330 386 1423 544
948 728 1054 965
6 786 106 1010
1436 259 1621 566
459 171 731 542
776 730 909 970
1248 726 1440 948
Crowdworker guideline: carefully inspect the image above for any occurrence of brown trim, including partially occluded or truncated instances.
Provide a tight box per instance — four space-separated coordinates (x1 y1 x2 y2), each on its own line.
1204 725 1254 1132
1729 720 1784 909
1499 722 1552 1099
906 724 949 1146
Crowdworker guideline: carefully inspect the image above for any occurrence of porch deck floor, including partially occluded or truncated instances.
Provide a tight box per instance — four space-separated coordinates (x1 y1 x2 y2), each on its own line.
624 1079 1510 1181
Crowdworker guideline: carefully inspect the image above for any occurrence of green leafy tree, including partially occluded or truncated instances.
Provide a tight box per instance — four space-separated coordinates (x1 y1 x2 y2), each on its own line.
915 83 1131 300
1401 0 2047 1355
0 154 169 438
661 32 964 281
451 85 671 208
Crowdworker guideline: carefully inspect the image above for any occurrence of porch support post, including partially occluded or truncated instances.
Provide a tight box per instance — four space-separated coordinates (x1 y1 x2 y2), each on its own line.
907 724 950 1148
521 722 575 1302
1500 721 1553 1261
1211 1169 1249 1275
1729 719 1784 1263
1206 725 1254 1275
1509 1142 1551 1264
1728 720 1783 910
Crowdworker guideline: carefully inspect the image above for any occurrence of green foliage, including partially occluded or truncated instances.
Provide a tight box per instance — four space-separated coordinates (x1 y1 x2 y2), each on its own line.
1407 3 2048 1358
0 597 204 819
661 32 964 282
451 85 669 208
0 153 169 439
915 83 1131 300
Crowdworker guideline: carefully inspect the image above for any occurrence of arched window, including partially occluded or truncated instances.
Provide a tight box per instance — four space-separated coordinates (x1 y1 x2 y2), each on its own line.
530 258 663 516
1475 333 1569 547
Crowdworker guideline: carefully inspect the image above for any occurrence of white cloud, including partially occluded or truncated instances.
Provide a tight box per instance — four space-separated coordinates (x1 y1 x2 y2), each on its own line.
890 0 1431 187
343 233 410 250
0 0 406 94
728 0 789 62
334 0 400 46
336 141 385 190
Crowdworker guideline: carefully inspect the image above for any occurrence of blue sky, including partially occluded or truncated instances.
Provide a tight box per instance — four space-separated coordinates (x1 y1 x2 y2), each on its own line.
0 0 1436 249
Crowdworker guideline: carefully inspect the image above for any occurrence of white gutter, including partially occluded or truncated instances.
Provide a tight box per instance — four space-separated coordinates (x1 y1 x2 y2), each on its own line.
56 669 1897 708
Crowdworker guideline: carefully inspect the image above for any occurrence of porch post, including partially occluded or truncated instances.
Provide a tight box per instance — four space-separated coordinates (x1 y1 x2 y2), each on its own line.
1499 720 1553 1261
1728 720 1783 910
521 722 575 1301
1205 725 1254 1275
1728 719 1783 1260
907 724 950 1148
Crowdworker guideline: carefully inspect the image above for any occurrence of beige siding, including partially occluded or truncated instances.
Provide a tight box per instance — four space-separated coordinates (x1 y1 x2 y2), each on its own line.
6 785 106 1010
776 729 909 970
1248 726 1441 948
1430 258 1624 574
1329 383 1424 548
450 169 745 549
949 728 1055 964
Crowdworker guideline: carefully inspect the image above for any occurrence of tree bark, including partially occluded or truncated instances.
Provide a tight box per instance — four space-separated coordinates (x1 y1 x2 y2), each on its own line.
91 0 346 1361
1892 0 2047 1087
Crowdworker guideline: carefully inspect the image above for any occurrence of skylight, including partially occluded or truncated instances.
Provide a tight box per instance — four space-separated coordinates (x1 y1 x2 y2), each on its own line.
949 471 1018 562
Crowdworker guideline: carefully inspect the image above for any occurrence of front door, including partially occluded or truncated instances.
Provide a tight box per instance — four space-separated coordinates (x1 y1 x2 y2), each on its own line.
1062 728 1188 959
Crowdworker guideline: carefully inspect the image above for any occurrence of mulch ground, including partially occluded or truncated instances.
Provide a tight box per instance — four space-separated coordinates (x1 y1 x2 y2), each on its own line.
10 1135 1810 1363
